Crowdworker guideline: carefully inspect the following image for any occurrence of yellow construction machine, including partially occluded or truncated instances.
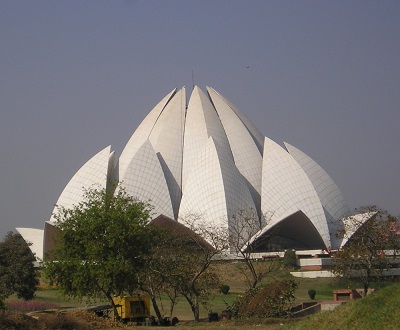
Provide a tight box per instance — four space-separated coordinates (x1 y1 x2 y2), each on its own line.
112 295 151 323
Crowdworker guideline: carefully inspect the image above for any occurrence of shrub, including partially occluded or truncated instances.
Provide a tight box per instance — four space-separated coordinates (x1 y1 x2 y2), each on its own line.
222 296 239 318
0 299 6 310
283 249 297 268
219 284 230 295
308 289 316 300
235 280 298 318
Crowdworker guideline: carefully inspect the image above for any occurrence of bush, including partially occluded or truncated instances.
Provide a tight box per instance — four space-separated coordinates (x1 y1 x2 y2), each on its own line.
0 299 6 310
221 296 239 318
235 280 298 318
283 249 297 268
219 284 230 295
308 289 316 300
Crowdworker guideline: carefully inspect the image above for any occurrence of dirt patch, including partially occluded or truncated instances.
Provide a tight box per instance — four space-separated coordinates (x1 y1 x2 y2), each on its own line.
0 309 296 329
0 310 39 330
0 310 125 330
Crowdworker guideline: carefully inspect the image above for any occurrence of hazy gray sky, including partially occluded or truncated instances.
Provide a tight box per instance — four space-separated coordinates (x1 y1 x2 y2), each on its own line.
1 1 399 239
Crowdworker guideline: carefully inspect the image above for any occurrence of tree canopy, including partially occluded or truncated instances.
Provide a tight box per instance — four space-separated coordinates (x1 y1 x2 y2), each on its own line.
44 184 155 315
0 232 39 300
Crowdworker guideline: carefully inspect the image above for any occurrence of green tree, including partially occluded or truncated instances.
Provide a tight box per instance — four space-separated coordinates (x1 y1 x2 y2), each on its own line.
0 232 39 300
332 206 400 296
283 249 297 269
44 184 154 318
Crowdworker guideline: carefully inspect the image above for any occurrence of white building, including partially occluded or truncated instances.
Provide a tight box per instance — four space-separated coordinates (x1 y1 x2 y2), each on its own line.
17 86 359 260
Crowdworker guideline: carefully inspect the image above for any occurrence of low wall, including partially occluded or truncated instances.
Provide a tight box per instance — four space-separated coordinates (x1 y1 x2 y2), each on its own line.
291 270 335 278
297 257 333 270
291 301 343 317
291 303 321 317
320 301 344 311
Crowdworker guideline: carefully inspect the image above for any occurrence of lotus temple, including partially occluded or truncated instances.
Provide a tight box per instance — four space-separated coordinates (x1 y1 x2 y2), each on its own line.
17 86 369 261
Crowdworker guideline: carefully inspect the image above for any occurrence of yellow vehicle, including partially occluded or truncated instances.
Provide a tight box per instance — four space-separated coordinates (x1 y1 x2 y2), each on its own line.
112 295 151 323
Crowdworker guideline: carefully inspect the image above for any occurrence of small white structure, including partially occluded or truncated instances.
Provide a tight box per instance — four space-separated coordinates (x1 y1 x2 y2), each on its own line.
15 228 44 262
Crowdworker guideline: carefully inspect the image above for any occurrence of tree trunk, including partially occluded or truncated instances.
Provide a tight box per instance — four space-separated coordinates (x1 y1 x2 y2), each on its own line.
364 269 370 297
249 264 258 289
183 295 198 322
150 296 164 325
106 293 120 321
243 255 259 289
194 294 200 322
363 282 369 297
167 289 178 318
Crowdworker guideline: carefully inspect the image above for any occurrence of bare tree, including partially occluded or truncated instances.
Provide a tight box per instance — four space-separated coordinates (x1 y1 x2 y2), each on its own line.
175 214 229 321
137 226 177 325
139 214 229 322
228 208 279 290
138 218 198 324
332 206 400 296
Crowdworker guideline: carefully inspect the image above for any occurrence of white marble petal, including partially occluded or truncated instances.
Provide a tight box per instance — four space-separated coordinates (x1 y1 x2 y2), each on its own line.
261 137 330 248
49 146 114 223
207 87 263 215
16 228 44 261
179 137 256 234
120 139 174 219
284 142 350 249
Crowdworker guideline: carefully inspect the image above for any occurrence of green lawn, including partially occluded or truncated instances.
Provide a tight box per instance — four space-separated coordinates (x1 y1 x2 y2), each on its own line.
7 260 398 322
24 289 240 320
282 283 400 330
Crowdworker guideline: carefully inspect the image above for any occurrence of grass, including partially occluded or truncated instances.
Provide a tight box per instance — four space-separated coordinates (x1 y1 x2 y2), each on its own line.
282 283 400 330
30 288 92 308
148 292 240 320
8 260 398 324
20 289 239 320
